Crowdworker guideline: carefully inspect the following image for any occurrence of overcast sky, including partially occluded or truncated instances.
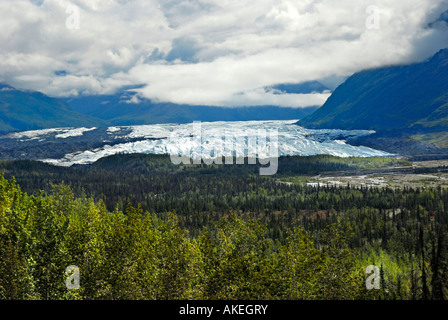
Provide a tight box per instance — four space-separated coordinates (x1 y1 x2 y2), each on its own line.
1 0 448 107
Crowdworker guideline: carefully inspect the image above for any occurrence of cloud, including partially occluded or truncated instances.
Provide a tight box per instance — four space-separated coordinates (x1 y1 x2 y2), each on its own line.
1 0 448 107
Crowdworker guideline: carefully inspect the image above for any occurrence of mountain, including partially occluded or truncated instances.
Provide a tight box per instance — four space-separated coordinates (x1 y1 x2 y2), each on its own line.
298 49 448 132
63 82 328 125
0 84 107 132
0 80 328 133
65 98 319 125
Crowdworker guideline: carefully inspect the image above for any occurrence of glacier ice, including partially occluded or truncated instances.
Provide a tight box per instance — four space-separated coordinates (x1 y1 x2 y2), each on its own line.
32 120 392 167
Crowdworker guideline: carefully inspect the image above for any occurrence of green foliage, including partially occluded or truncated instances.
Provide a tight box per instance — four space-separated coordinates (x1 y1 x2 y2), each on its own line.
197 211 272 299
411 132 448 149
0 154 410 238
0 175 370 300
1 154 448 300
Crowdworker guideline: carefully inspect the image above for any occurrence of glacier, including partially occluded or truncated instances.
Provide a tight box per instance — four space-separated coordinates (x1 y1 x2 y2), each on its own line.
31 120 392 167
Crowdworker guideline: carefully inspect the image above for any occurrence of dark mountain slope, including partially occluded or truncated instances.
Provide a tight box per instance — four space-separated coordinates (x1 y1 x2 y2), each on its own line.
299 49 448 132
64 82 328 125
0 84 107 132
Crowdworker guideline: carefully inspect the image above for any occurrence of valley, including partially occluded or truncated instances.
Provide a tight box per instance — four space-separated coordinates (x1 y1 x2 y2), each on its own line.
2 152 448 300
3 0 448 304
302 160 448 189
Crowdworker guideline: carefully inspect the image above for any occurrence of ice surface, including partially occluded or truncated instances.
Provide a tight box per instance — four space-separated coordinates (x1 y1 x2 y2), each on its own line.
5 127 97 140
6 128 65 140
34 120 391 166
55 127 97 139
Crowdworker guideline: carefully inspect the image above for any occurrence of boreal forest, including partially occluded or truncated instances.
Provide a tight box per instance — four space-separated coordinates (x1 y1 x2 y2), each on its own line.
0 154 447 300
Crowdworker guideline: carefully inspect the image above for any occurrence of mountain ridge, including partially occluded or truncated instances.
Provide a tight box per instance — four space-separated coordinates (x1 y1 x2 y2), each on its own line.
0 84 108 132
0 81 329 132
298 48 448 132
63 81 328 125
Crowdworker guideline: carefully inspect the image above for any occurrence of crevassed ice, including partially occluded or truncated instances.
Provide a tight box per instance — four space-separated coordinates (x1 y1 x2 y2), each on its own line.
38 120 391 167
